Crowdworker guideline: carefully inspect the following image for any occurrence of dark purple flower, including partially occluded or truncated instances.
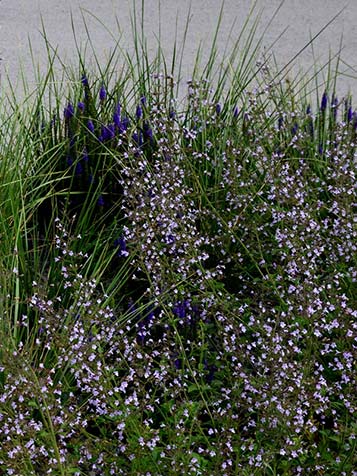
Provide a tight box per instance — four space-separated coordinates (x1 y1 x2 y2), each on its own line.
278 117 283 130
66 156 73 166
81 75 89 87
136 104 143 120
132 131 143 146
114 236 128 257
173 300 190 320
77 101 85 112
140 96 147 105
320 91 328 112
113 113 120 128
233 106 239 118
137 325 145 345
215 103 222 115
291 123 298 136
166 234 175 244
100 123 115 141
97 195 105 206
75 161 83 175
64 102 74 120
145 310 155 323
347 106 353 123
169 108 176 119
122 117 130 130
174 356 182 370
99 84 107 102
87 120 95 134
306 104 311 115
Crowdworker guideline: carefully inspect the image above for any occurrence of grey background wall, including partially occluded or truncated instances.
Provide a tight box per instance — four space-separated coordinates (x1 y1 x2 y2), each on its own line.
0 0 356 101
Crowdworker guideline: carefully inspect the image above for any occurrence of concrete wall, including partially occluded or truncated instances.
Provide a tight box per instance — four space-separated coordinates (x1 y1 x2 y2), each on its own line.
0 0 356 101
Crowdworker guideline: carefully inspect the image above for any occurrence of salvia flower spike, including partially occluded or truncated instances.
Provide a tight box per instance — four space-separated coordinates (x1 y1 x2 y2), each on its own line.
81 74 89 87
87 120 95 134
320 91 328 112
64 102 74 120
136 104 143 120
99 84 107 102
347 106 353 123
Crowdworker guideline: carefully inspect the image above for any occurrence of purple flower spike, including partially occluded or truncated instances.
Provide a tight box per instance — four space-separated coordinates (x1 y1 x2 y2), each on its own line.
140 96 147 105
136 104 143 120
306 104 311 115
233 106 239 118
320 91 328 112
132 131 143 146
97 195 105 207
174 357 182 370
77 101 85 112
347 106 353 123
113 103 121 127
64 102 74 120
122 117 130 130
169 108 176 119
215 103 222 115
113 112 121 128
87 120 95 134
81 75 89 87
99 84 107 102
100 123 115 142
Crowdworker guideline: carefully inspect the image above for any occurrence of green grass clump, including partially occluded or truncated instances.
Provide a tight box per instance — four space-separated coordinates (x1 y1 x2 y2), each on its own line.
0 2 356 475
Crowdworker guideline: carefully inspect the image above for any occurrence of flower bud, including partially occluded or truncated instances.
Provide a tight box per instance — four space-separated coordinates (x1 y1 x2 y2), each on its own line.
99 84 107 102
320 91 328 112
